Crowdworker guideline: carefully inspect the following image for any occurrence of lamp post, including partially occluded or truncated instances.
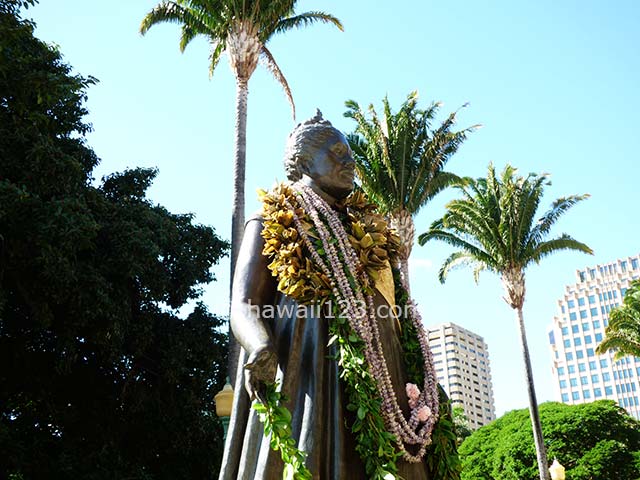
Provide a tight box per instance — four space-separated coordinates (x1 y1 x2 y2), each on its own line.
549 459 566 480
215 377 234 440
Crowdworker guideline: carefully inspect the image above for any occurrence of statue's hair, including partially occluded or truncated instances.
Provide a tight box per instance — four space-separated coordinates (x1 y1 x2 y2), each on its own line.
284 109 340 181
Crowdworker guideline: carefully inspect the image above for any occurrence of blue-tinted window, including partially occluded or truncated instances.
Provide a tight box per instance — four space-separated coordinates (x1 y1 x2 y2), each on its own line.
562 326 569 335
578 297 586 306
622 287 628 297
580 310 588 319
585 335 593 344
582 323 590 331
568 299 575 308
601 306 606 315
578 363 586 372
583 390 591 399
564 339 571 348
608 291 613 300
570 312 577 321
594 388 602 397
603 372 611 381
558 366 565 375
633 258 639 270
590 308 598 316
595 333 603 342
587 348 595 357
572 391 580 400
605 386 613 395
600 359 608 368
574 338 582 347
572 325 579 334
593 320 601 329
561 305 566 313
570 378 578 387
614 371 618 380
604 319 609 327
549 331 556 345
589 361 597 369
559 380 567 388
581 376 588 385
591 374 599 383
562 393 569 402
588 295 596 304
568 365 576 373
566 352 574 361
576 350 584 359
613 291 618 299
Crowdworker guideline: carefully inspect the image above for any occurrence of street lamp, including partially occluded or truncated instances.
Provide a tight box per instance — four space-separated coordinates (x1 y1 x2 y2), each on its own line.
549 458 566 480
215 377 234 440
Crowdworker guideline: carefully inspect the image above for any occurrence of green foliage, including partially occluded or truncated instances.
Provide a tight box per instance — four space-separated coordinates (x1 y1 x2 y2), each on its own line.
596 279 640 359
344 91 477 217
253 384 312 480
426 387 462 480
0 6 229 479
419 163 593 289
459 401 640 480
452 406 472 446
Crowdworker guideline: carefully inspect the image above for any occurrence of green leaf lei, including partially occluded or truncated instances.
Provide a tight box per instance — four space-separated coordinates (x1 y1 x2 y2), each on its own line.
256 183 444 479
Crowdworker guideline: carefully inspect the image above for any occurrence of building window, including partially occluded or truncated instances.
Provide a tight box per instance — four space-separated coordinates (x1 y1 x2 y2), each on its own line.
561 393 569 402
574 338 582 347
588 295 596 304
568 365 576 373
593 320 601 329
594 388 602 397
562 326 569 336
570 312 577 321
578 298 586 306
578 363 586 372
581 376 588 385
576 350 584 359
583 390 591 399
585 335 593 344
572 391 580 400
589 361 597 370
558 366 565 376
580 310 588 319
566 352 574 361
568 299 575 308
603 372 611 381
570 378 578 387
590 308 598 317
564 339 571 348
591 374 599 383
605 386 613 395
587 348 595 357
559 380 567 388
600 359 608 368
572 325 579 334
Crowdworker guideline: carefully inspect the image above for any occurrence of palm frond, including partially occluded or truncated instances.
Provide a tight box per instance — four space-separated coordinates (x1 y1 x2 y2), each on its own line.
272 12 343 36
530 234 593 264
259 46 295 119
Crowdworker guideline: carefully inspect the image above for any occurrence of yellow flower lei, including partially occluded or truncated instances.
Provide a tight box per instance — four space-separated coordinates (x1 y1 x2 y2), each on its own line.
258 182 401 305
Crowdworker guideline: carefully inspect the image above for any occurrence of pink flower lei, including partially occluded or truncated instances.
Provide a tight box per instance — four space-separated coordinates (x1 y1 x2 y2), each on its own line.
274 182 440 463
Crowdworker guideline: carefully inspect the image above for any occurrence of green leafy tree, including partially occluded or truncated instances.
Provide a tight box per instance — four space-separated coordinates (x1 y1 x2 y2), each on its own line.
452 406 473 446
344 91 478 292
596 279 640 359
140 0 342 277
419 163 593 480
0 4 229 478
459 401 640 480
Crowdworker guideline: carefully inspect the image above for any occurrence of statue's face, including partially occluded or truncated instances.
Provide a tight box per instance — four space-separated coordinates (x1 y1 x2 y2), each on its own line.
303 129 355 199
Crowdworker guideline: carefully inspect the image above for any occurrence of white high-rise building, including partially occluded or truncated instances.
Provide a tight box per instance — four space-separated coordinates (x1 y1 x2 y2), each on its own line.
548 254 640 418
427 322 496 428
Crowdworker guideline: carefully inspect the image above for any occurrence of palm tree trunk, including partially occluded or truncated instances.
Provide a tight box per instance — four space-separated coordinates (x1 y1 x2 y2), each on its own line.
514 305 550 480
228 77 249 382
389 208 414 293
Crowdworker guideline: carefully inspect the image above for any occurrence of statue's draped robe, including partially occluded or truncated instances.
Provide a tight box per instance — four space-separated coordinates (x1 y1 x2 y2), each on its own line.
219 218 431 480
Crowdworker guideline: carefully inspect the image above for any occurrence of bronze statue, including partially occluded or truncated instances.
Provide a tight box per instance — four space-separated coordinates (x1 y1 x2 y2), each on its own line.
218 112 436 480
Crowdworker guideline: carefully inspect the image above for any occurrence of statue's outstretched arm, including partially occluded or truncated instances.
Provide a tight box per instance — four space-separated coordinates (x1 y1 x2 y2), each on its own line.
230 217 278 402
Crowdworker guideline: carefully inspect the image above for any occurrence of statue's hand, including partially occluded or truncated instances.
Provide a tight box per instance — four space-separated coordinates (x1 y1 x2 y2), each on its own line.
244 345 277 405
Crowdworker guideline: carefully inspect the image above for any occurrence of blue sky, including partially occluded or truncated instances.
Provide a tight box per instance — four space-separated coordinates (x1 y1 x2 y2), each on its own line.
29 0 640 416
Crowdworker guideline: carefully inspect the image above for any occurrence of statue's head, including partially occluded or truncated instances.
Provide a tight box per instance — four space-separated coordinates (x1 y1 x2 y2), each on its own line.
284 110 355 199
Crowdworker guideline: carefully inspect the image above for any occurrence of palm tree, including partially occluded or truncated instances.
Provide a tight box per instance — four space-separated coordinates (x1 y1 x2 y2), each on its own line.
596 279 640 359
344 91 478 292
418 163 592 480
140 0 342 280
